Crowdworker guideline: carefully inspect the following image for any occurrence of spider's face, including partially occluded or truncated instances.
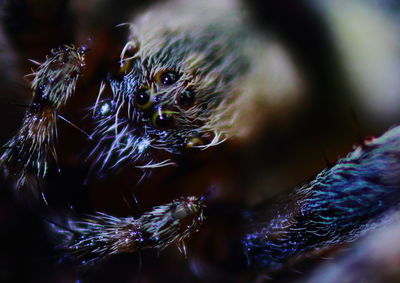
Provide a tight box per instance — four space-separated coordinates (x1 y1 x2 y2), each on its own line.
115 56 203 149
89 33 240 172
89 57 206 171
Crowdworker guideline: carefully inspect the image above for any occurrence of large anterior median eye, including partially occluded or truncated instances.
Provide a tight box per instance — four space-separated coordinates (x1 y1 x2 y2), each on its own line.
135 88 152 109
152 109 175 129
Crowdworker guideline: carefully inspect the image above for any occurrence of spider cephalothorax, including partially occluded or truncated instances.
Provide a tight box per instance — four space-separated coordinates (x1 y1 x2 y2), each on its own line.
89 21 250 171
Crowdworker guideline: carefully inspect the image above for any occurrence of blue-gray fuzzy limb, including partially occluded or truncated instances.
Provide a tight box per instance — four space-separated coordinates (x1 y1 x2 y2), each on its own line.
243 126 400 271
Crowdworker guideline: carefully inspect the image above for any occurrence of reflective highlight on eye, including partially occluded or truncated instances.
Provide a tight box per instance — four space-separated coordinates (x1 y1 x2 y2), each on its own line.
152 110 174 129
135 88 152 109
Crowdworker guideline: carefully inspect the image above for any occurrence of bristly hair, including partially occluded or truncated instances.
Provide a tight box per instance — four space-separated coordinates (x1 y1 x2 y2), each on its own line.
0 45 86 188
51 196 205 266
243 126 400 271
86 0 252 175
86 0 303 178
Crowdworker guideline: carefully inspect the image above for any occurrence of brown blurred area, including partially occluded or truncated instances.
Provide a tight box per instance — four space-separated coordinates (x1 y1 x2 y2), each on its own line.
0 0 400 282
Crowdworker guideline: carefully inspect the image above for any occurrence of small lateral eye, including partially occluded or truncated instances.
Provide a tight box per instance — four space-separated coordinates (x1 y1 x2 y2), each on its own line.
160 71 179 86
178 88 195 107
152 110 174 129
119 60 132 74
119 44 138 74
122 41 139 60
186 136 204 148
135 88 152 109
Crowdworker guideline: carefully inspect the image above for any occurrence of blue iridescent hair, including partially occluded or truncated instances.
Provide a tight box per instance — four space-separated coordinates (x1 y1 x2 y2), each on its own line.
243 126 400 270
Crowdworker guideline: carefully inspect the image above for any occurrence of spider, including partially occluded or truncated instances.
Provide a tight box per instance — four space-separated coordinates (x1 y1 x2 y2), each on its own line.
0 0 400 282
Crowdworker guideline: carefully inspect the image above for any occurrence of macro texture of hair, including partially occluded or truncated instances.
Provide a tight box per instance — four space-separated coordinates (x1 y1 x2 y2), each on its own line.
2 0 400 282
243 126 400 271
0 45 85 188
52 196 205 266
88 0 301 174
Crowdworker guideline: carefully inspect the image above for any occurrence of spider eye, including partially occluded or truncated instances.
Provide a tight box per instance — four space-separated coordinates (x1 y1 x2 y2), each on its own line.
152 110 174 129
119 60 133 74
135 88 152 109
178 88 195 107
160 71 179 86
186 136 204 148
119 43 138 74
